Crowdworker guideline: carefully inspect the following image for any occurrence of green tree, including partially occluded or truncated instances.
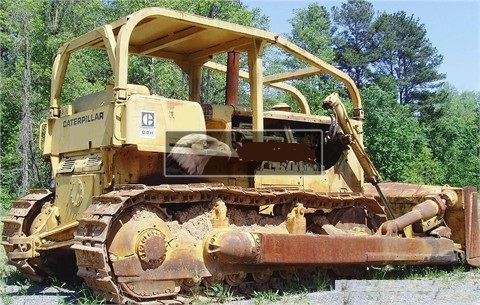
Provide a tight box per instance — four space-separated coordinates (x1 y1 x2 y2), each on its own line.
283 3 339 114
426 86 480 188
0 0 44 196
362 84 441 183
0 0 110 200
401 146 445 184
288 3 334 62
0 1 21 199
331 0 375 88
370 11 445 105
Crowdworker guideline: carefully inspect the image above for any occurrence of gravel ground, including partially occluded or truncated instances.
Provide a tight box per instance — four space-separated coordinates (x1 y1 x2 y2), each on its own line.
2 268 480 305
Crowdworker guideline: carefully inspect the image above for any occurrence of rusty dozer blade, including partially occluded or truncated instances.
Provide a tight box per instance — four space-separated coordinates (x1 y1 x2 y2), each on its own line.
463 187 480 266
203 184 465 267
204 230 459 266
365 182 480 267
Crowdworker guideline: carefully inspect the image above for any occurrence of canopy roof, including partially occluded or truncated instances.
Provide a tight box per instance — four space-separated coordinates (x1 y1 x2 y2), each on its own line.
70 7 279 61
51 7 362 119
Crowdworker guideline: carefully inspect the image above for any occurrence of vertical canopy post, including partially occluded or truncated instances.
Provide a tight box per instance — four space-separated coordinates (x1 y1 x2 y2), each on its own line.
248 40 266 142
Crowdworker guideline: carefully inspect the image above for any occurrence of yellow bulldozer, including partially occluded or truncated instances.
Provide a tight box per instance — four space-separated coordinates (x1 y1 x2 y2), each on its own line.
2 7 478 304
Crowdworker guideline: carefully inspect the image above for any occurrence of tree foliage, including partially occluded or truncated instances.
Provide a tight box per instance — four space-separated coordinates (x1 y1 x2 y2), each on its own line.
282 3 341 114
370 11 445 105
306 1 473 185
331 0 375 88
330 1 445 105
288 3 334 62
426 87 480 188
361 84 442 183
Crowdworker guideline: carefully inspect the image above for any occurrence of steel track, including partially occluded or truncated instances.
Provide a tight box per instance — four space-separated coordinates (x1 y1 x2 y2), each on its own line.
72 183 382 304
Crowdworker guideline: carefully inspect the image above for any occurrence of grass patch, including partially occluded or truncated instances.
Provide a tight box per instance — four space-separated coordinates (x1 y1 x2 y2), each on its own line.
204 283 235 303
309 271 332 291
365 263 472 280
250 269 333 305
56 282 105 305
252 289 281 305
0 277 13 305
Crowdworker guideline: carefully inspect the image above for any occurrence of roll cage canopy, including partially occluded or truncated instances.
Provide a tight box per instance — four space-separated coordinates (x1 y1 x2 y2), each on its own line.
50 6 363 128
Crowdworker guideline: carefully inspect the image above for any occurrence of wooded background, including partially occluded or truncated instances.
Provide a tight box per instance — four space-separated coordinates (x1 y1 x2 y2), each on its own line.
0 0 478 211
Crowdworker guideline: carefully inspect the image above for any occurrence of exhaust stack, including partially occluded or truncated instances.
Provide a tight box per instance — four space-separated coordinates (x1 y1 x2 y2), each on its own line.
225 51 240 105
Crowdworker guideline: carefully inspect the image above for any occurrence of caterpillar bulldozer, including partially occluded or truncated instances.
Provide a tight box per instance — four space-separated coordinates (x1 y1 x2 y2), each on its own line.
2 7 479 304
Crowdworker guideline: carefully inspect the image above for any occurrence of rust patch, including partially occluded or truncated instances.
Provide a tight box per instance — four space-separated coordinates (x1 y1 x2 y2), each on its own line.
464 187 480 266
257 233 458 265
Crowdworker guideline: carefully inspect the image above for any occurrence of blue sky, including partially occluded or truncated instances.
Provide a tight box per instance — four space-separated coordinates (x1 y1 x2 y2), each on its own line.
244 0 480 92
